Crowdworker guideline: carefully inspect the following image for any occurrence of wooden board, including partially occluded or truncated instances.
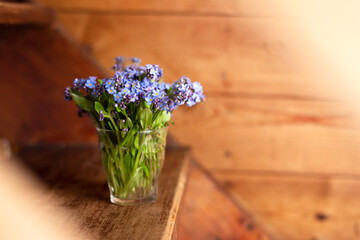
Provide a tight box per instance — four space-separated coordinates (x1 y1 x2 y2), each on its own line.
0 25 109 144
176 161 273 240
169 96 360 174
214 171 360 240
0 2 54 25
37 0 274 16
16 145 190 240
55 13 338 99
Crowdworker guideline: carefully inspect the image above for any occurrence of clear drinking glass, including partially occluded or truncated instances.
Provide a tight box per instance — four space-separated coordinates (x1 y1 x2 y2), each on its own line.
96 127 168 205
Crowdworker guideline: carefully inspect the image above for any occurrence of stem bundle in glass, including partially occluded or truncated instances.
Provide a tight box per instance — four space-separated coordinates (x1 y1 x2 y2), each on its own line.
64 56 205 204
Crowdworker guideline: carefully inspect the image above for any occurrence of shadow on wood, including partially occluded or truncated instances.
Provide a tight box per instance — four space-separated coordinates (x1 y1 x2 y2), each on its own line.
176 161 273 240
0 1 109 144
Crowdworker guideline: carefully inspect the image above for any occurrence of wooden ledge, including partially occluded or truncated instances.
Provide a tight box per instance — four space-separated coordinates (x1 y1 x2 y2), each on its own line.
16 145 190 240
0 2 54 25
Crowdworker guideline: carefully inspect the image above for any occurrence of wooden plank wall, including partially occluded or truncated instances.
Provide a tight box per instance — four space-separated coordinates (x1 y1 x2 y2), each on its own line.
35 1 360 239
38 0 360 174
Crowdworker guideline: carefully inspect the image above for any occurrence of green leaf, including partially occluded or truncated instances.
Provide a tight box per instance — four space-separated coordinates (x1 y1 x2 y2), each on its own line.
152 110 171 129
120 129 136 147
94 101 106 114
139 108 153 130
142 164 150 179
71 91 93 111
142 101 150 109
152 110 160 122
163 111 171 122
125 117 133 128
136 106 144 121
134 134 140 149
119 118 125 129
108 97 115 112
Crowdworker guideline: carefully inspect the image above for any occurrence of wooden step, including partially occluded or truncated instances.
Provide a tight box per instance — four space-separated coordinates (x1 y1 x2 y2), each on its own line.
176 161 273 240
14 145 190 240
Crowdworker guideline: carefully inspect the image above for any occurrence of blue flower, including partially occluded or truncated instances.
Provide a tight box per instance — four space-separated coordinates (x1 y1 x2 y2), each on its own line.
124 67 137 80
115 71 122 78
120 88 131 98
115 56 125 64
107 87 116 95
104 79 115 89
152 89 161 98
123 81 131 89
144 94 154 105
115 71 125 82
92 84 104 98
85 77 97 89
64 87 72 101
73 78 80 85
138 66 146 76
175 76 191 92
66 56 205 120
114 92 122 103
149 67 156 77
130 57 141 63
132 87 142 96
140 79 152 89
186 81 204 106
154 65 163 79
145 65 156 81
159 82 170 91
128 89 139 102
72 78 86 90
193 82 202 92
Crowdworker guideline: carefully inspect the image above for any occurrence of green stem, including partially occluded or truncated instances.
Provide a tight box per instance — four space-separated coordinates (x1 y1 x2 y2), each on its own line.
100 121 126 192
108 114 119 131
120 129 136 147
118 146 126 184
107 114 128 188
121 149 142 196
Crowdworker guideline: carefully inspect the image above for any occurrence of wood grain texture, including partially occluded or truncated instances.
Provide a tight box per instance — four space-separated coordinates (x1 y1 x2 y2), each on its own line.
170 96 360 174
37 0 273 16
16 145 190 240
46 10 359 175
214 171 360 240
176 161 273 240
0 2 54 25
55 13 336 99
0 25 109 144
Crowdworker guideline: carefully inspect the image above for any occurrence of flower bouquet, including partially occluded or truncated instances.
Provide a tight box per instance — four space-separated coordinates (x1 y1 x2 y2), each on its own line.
64 57 204 205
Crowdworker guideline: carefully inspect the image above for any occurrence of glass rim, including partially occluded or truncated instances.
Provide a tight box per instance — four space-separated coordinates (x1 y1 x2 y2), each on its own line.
96 126 168 134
